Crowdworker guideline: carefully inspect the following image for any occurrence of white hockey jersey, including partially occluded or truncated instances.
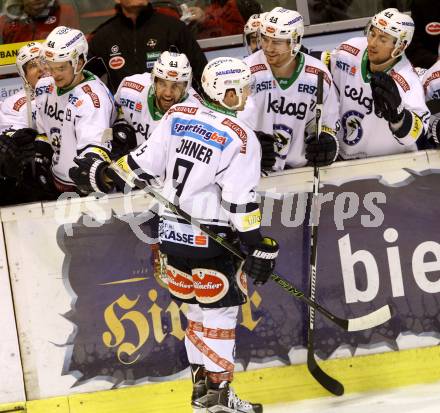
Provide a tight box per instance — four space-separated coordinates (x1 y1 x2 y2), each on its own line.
239 50 340 170
127 100 262 258
35 71 116 187
422 60 440 101
331 37 430 159
115 73 201 145
0 89 36 133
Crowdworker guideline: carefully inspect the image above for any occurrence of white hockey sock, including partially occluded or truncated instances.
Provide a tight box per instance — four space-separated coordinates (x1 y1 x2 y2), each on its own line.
202 306 239 375
185 304 204 365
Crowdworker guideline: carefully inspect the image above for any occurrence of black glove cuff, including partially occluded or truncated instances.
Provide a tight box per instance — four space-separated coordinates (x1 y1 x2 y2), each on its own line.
89 159 112 193
391 109 413 139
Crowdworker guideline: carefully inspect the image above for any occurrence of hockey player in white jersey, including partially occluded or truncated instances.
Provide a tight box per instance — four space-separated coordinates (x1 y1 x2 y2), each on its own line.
243 13 266 55
422 60 440 144
112 50 199 157
0 42 48 203
239 7 340 171
35 26 116 194
69 57 278 412
330 8 430 159
0 42 47 133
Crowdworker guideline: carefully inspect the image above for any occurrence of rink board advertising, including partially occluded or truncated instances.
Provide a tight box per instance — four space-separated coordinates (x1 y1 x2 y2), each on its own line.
1 153 439 398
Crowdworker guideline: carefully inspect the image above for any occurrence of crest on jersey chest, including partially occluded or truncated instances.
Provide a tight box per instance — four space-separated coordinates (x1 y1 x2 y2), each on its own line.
341 110 364 146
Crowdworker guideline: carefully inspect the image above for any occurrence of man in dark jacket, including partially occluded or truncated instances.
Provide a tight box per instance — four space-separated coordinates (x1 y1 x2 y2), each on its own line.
0 0 79 44
87 0 207 93
406 0 439 68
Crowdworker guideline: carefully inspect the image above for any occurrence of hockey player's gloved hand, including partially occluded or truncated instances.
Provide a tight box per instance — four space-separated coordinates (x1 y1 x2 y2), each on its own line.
0 128 37 178
255 131 277 171
69 153 113 195
243 237 279 285
111 119 137 159
428 115 440 146
371 72 405 124
305 131 338 167
34 134 54 189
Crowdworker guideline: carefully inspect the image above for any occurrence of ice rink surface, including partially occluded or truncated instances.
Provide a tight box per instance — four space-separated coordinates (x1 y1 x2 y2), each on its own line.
265 380 440 412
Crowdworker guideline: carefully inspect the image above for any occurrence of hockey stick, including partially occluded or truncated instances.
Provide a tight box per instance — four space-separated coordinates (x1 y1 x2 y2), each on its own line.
107 164 392 333
306 71 344 396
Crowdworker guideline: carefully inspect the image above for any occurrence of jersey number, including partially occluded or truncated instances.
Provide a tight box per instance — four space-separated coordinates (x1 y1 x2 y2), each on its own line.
172 158 193 197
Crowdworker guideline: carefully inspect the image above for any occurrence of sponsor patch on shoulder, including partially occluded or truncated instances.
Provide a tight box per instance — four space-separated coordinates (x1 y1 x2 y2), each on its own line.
81 84 101 108
250 63 267 74
339 43 360 56
122 80 145 92
221 118 247 153
168 105 198 115
305 65 331 85
13 96 27 112
390 70 410 92
423 70 440 93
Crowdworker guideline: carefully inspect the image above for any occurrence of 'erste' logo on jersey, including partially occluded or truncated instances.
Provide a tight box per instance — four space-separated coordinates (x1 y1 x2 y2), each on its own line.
159 221 208 247
68 94 83 107
335 60 357 76
119 97 139 111
255 80 275 93
35 84 54 96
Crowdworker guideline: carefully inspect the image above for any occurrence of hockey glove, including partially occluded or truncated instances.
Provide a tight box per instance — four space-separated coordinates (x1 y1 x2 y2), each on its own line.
0 128 37 178
371 72 405 124
69 153 113 195
255 131 277 171
33 134 55 190
428 115 440 146
305 131 338 167
111 119 137 159
243 237 279 285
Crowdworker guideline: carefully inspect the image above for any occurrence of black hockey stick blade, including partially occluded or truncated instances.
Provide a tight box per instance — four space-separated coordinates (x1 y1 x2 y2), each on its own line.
269 273 393 331
307 352 344 396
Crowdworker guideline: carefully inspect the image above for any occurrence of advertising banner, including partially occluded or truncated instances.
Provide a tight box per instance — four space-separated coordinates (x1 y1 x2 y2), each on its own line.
0 223 25 403
1 152 439 400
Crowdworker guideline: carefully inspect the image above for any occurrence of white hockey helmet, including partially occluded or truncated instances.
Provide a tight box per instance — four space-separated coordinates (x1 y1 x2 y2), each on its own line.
16 42 43 85
201 57 253 110
42 26 88 74
244 13 263 36
243 13 266 53
260 7 304 56
369 8 415 57
152 51 193 95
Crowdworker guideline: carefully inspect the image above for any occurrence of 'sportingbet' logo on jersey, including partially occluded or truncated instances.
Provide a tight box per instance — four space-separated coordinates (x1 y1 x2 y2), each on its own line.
171 118 233 150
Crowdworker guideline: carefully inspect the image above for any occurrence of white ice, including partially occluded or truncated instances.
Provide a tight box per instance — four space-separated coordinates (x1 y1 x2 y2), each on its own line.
266 380 440 412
